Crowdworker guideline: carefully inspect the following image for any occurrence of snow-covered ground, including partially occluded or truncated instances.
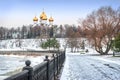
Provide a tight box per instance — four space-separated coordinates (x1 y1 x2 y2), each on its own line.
1 39 120 80
61 48 120 80
0 39 65 51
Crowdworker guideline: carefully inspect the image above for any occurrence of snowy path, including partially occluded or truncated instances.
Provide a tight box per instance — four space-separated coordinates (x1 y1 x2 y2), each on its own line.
61 53 120 80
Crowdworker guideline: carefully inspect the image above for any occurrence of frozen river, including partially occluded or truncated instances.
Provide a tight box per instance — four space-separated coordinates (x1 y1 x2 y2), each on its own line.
0 55 44 79
0 55 25 75
0 55 44 76
61 53 120 80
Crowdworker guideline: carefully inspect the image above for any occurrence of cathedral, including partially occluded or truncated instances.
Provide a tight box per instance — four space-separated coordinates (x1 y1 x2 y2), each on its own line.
33 11 54 26
32 11 54 38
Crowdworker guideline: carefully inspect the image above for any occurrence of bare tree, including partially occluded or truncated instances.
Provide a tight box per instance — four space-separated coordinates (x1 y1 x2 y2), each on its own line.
79 6 120 55
66 26 81 52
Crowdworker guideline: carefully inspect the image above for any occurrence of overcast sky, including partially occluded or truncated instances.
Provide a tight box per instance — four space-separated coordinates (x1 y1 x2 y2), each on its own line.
0 0 120 28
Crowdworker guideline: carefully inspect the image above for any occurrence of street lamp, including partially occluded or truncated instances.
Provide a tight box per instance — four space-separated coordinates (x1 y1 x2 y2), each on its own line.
112 37 115 56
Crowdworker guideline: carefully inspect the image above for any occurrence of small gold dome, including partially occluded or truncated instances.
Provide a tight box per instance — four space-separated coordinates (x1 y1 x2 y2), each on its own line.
40 11 47 20
49 16 54 22
33 16 38 21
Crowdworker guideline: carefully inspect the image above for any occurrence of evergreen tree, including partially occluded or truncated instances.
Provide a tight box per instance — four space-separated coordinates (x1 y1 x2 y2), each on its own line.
112 33 120 52
41 38 60 51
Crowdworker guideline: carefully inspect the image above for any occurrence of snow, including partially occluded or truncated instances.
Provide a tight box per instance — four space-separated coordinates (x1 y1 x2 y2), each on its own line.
1 38 120 80
0 54 45 79
0 76 8 80
0 38 65 79
0 39 65 51
61 48 120 80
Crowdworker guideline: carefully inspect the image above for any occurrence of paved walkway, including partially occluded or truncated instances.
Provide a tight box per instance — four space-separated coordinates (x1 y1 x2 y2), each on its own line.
60 53 120 80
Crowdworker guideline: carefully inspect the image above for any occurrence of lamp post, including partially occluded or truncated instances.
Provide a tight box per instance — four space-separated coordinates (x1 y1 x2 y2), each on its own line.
112 37 115 56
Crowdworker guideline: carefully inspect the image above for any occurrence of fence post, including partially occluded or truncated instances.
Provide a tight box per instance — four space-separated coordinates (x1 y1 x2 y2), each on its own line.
64 51 65 59
61 52 63 65
113 51 115 56
22 60 33 80
44 55 49 80
58 52 61 70
59 52 61 68
56 53 59 75
52 54 55 80
63 52 65 62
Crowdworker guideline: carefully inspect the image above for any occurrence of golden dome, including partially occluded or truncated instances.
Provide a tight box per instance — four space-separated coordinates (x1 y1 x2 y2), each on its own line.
42 15 47 20
49 16 54 22
40 11 47 20
40 12 44 19
33 16 38 21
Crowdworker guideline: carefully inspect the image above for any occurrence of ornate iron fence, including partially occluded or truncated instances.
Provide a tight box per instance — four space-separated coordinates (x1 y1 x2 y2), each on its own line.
4 51 65 80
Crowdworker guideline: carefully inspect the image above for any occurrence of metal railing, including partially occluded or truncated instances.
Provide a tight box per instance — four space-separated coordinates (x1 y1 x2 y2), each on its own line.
4 51 65 80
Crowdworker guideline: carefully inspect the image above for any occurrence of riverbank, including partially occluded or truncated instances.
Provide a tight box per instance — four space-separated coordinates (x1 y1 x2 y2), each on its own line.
0 54 45 79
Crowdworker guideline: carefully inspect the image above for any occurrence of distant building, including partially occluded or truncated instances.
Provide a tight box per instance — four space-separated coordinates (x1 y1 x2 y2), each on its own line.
32 10 54 38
